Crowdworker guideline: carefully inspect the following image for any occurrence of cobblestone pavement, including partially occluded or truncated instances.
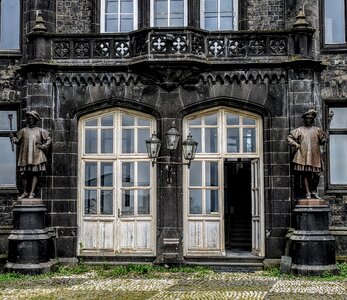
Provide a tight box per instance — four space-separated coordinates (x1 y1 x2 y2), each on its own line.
0 272 346 299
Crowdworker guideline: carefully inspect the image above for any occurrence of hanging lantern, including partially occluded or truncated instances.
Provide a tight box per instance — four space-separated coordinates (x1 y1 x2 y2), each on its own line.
182 133 198 161
165 124 180 150
145 132 161 159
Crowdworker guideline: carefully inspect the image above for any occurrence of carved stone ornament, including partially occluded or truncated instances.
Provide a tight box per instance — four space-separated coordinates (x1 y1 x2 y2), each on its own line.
151 36 167 52
53 42 70 58
249 39 266 55
74 42 91 58
208 39 225 57
115 41 130 57
228 39 246 56
192 34 205 55
94 41 110 57
270 39 287 55
172 35 187 53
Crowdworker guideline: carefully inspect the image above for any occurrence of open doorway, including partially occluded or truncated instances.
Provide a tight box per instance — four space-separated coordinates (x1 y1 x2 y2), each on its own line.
224 159 252 252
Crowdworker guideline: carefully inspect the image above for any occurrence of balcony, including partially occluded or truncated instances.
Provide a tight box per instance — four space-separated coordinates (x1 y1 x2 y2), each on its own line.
51 28 292 62
24 27 314 68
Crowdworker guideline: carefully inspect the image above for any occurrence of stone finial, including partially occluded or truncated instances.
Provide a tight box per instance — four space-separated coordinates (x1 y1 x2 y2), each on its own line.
33 10 47 32
293 6 310 28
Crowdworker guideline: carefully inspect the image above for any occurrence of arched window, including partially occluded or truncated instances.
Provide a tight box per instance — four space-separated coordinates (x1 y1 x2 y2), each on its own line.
79 109 156 254
0 0 20 50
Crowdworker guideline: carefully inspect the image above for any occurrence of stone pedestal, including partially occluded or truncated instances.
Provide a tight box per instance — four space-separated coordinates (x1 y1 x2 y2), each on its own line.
5 198 57 275
290 202 338 276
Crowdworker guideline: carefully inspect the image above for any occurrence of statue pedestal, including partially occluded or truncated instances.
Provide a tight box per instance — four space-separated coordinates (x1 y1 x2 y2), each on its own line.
5 198 57 275
290 202 338 276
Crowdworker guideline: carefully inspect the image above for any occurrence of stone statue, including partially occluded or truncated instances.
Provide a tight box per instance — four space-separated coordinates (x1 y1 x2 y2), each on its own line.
9 111 51 199
287 109 328 199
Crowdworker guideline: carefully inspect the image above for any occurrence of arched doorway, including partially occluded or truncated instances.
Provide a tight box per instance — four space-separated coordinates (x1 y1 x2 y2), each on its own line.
183 107 265 257
77 108 156 256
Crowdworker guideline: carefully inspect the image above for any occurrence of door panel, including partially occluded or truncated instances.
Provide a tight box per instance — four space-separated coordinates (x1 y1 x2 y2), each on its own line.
251 158 261 256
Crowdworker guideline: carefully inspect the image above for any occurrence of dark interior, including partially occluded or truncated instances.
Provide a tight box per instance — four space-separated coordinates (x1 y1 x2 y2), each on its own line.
224 159 252 251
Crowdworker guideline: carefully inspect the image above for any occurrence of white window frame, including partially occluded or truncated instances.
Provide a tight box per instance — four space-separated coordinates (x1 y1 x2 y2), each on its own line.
183 107 264 257
100 0 138 33
200 0 238 31
323 0 346 45
0 110 17 187
78 108 156 255
150 0 188 27
0 0 20 50
328 107 347 186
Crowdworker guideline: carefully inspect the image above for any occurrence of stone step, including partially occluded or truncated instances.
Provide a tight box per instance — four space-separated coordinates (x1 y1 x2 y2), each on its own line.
186 261 263 272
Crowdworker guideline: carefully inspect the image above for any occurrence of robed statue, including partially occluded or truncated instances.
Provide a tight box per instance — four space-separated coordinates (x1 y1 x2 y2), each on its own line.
287 109 329 200
9 111 52 199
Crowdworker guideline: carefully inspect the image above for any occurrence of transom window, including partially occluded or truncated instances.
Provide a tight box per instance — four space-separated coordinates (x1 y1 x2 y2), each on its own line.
100 0 138 32
323 0 347 47
329 107 347 185
151 0 187 27
201 0 238 31
187 110 258 155
0 110 17 186
0 0 20 50
81 109 153 217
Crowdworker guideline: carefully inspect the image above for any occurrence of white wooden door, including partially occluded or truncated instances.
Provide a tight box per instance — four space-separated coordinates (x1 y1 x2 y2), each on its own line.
79 110 156 256
185 160 224 256
251 158 263 256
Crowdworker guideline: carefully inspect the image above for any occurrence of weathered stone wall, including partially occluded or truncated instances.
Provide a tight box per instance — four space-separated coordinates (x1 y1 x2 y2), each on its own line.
321 55 347 98
246 0 285 30
56 0 92 34
0 61 21 103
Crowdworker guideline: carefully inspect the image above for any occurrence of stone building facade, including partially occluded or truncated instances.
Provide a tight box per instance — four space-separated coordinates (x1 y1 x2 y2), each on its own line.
0 0 346 267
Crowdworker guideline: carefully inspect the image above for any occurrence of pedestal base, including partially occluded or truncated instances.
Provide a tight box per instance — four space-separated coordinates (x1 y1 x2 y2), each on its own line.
290 203 338 276
6 198 57 275
5 259 58 275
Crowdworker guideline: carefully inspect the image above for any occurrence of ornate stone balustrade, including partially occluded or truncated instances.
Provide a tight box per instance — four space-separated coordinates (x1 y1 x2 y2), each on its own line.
50 29 294 62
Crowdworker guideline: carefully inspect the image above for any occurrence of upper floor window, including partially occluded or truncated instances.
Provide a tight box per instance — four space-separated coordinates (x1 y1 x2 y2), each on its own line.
328 107 347 186
151 0 187 27
0 0 20 50
0 110 17 186
323 0 347 47
100 0 138 32
201 0 238 31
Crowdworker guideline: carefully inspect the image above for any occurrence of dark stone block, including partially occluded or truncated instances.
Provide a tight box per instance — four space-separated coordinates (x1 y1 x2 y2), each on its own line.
248 84 268 104
273 201 291 213
231 83 251 101
49 188 77 200
56 236 77 257
52 200 77 213
156 92 183 118
56 227 77 237
157 187 182 228
266 236 286 259
51 213 77 227
52 176 77 189
293 93 312 105
13 205 47 230
291 80 312 92
272 213 291 228
266 84 286 117
271 187 290 200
